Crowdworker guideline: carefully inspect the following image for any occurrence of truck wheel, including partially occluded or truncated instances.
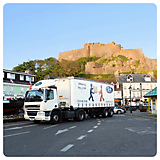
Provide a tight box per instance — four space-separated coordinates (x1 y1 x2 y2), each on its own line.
77 110 85 121
102 108 108 118
50 111 60 124
108 110 113 117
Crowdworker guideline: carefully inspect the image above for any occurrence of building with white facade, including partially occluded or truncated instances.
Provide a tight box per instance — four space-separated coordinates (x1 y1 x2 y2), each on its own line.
118 74 157 105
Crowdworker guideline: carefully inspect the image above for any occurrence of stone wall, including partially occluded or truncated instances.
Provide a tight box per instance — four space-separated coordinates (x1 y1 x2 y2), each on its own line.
57 41 157 75
58 47 89 62
58 41 122 62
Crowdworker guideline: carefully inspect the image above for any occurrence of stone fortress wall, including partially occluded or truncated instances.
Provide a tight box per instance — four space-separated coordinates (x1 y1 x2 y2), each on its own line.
58 42 157 74
58 41 121 61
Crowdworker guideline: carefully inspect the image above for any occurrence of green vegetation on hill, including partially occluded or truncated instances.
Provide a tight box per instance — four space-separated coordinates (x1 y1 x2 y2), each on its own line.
13 56 157 83
99 55 131 64
13 56 101 82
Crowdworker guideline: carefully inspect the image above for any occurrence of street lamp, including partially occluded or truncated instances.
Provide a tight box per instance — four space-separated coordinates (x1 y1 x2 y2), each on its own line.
128 85 132 113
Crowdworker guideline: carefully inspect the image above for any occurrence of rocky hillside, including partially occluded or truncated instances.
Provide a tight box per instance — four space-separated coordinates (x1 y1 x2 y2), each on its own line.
58 41 156 75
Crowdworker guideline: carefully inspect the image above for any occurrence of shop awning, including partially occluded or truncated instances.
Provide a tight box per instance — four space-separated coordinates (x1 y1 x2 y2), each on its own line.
114 99 120 102
144 87 157 97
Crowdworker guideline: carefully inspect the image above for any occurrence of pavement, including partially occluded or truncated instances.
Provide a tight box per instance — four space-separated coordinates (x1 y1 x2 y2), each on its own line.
125 109 157 120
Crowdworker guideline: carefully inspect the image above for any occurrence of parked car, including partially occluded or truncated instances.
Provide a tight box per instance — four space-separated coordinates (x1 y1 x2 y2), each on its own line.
139 103 148 112
113 107 124 114
121 107 126 113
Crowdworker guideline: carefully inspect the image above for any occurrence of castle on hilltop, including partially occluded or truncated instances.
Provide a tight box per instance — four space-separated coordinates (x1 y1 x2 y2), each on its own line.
58 41 157 75
58 41 122 62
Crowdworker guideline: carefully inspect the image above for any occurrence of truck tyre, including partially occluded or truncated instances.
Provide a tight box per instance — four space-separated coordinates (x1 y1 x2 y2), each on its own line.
50 111 60 124
108 110 114 117
102 108 108 118
76 110 85 121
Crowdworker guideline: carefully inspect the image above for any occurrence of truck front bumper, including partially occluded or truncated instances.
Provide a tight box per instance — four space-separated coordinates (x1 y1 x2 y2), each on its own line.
24 111 51 121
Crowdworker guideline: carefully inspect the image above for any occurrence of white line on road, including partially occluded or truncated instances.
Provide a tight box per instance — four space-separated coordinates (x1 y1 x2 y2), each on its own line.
97 123 101 125
3 122 31 127
77 135 86 140
4 124 37 131
69 126 76 129
55 129 69 135
43 124 58 130
93 126 98 129
3 131 30 138
60 144 74 152
87 129 93 133
113 114 125 116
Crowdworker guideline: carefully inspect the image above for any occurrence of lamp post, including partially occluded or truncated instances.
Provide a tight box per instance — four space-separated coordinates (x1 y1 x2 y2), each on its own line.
128 85 132 113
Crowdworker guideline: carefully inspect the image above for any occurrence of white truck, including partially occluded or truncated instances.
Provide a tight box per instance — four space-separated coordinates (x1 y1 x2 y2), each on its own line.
24 77 114 123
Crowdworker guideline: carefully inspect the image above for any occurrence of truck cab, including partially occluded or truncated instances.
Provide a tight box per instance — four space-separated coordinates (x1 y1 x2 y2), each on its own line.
24 80 58 122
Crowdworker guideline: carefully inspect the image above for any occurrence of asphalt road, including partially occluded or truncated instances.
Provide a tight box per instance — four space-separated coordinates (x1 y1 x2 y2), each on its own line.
3 114 157 157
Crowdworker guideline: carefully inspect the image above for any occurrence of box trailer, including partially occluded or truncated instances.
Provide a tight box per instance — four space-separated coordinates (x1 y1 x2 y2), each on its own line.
24 77 114 123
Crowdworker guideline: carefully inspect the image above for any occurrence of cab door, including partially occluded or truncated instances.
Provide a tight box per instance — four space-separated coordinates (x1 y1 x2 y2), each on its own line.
42 89 57 111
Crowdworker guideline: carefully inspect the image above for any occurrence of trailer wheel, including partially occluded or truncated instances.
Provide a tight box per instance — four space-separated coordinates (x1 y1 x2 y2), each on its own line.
76 110 85 121
102 108 108 118
50 111 60 124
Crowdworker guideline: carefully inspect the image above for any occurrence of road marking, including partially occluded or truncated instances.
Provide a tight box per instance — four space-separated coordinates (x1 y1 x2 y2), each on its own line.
43 124 58 130
87 129 93 133
98 121 101 123
97 123 101 125
77 135 86 140
125 127 157 135
3 122 31 127
60 144 74 152
4 124 37 131
55 129 69 135
113 114 125 116
3 131 30 138
69 126 76 129
55 126 76 135
93 126 98 129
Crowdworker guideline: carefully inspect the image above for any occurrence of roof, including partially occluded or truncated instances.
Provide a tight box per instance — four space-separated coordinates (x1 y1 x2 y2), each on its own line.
3 69 36 77
144 87 157 97
118 74 157 83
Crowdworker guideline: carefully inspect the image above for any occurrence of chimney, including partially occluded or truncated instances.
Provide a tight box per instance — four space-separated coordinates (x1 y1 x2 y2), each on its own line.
25 69 31 74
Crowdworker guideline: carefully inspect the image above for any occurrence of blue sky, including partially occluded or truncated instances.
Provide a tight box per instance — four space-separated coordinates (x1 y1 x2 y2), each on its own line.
3 3 157 70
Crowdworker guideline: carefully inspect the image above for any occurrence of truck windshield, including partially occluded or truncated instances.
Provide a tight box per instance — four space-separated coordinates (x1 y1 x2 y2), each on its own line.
25 89 44 102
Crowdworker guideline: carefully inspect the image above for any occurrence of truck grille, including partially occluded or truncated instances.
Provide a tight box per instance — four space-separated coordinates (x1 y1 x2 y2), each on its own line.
25 105 40 110
27 111 37 116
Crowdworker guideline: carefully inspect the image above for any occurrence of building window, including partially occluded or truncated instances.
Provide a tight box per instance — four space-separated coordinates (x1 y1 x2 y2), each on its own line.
11 73 15 79
31 77 34 82
152 99 156 105
133 92 135 97
20 75 24 81
26 76 29 81
7 73 10 79
133 85 135 90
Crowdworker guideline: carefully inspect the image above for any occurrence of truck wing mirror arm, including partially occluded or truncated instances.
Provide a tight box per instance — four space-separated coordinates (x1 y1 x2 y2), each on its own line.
48 85 57 89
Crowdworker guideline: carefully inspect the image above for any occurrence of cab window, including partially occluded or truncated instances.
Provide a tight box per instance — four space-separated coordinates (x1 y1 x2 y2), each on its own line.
45 89 54 100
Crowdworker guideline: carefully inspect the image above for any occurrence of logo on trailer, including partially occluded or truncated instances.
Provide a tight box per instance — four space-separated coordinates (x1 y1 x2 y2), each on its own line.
88 84 94 101
99 85 104 101
106 86 113 93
